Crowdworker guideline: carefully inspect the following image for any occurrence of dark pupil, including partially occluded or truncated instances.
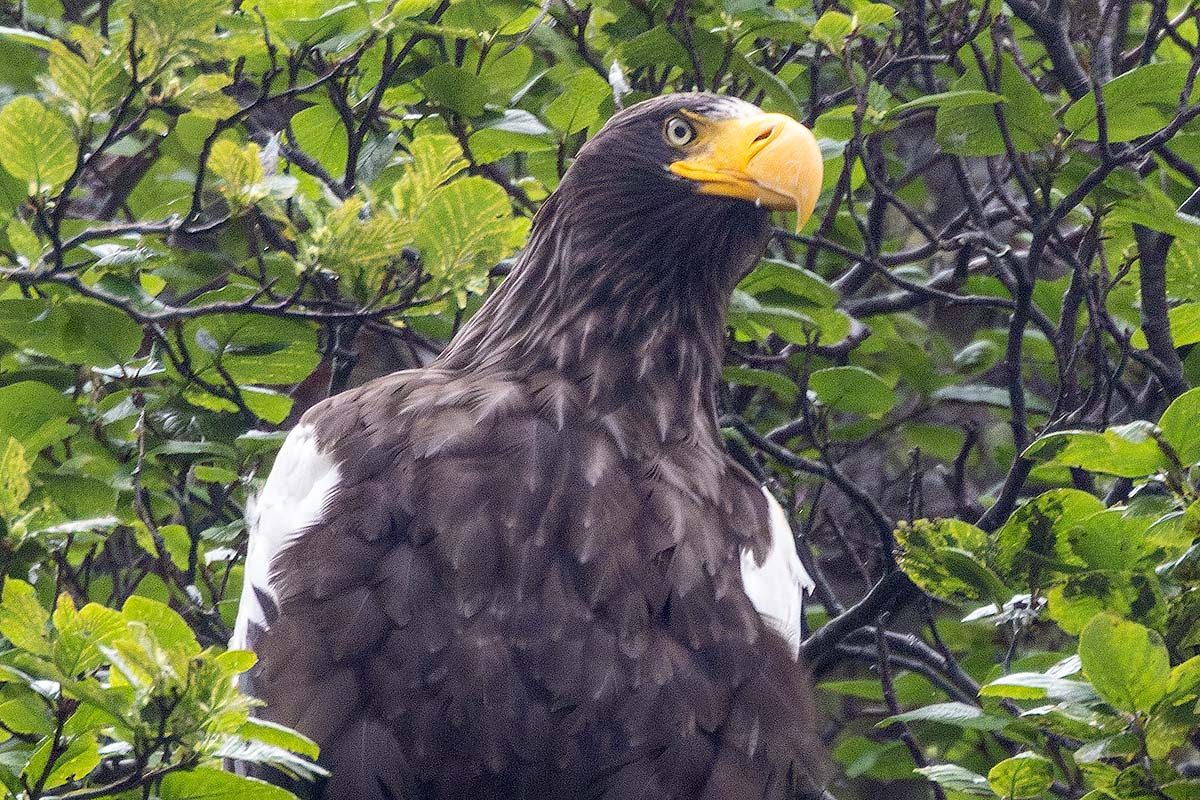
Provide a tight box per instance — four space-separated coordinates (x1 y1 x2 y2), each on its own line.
673 123 687 139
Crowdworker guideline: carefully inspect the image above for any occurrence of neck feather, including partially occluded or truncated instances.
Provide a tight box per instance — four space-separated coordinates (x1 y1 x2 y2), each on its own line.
437 187 769 430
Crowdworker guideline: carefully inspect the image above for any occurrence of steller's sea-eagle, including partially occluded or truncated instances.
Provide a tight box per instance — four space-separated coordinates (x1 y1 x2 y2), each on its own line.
232 92 827 800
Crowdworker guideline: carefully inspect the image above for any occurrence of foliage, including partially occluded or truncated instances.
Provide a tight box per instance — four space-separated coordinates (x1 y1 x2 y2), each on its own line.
897 392 1200 800
0 0 1196 798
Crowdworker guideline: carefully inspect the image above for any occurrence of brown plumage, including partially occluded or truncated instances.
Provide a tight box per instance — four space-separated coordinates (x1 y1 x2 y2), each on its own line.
235 93 827 799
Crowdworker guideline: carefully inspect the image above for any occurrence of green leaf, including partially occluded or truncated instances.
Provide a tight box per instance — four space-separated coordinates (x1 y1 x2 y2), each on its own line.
738 259 840 307
52 597 129 676
953 340 1003 374
979 672 1098 703
193 465 241 485
469 110 555 163
1163 782 1200 800
122 596 201 660
0 381 75 452
149 440 240 461
852 3 897 27
0 26 55 49
60 300 146 365
883 90 1005 120
936 55 1057 156
1063 511 1149 571
931 384 1051 414
1159 387 1200 464
241 386 296 424
1164 654 1200 706
0 96 77 194
6 217 42 264
993 489 1105 587
97 637 156 692
255 0 368 45
1073 734 1140 764
1146 694 1198 759
292 103 349 178
729 55 804 120
477 44 534 97
214 737 328 782
1078 613 1170 713
1065 63 1200 143
915 764 996 796
880 702 1009 731
811 11 853 53
175 73 240 119
22 730 100 790
813 105 858 140
895 519 1008 604
209 139 269 210
1166 241 1200 300
133 521 191 573
729 290 852 346
1131 302 1200 350
216 649 258 676
0 580 50 656
183 314 320 385
1145 502 1200 552
440 0 539 35
184 383 295 422
543 69 611 135
943 549 1014 608
1109 182 1200 242
1046 572 1143 635
1022 423 1171 478
0 298 145 365
238 717 321 760
159 767 297 800
392 134 468 217
0 437 30 520
310 196 412 297
0 690 52 736
987 753 1053 799
834 734 918 780
46 39 125 120
421 64 487 117
722 366 799 404
809 366 896 415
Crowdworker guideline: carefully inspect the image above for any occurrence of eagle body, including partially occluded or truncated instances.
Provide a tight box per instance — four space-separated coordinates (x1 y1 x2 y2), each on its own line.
234 94 826 799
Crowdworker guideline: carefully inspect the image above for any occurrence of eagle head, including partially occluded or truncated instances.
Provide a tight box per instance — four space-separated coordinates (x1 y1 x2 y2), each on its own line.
559 93 822 235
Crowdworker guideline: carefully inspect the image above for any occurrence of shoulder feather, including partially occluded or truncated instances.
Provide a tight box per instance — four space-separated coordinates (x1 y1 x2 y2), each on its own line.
739 488 814 658
231 423 341 650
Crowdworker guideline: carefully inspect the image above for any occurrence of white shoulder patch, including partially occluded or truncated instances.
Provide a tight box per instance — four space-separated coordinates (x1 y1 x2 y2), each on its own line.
740 487 815 659
230 424 341 651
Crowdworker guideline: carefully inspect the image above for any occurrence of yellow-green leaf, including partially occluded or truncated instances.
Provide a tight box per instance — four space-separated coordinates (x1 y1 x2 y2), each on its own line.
0 579 50 656
0 96 78 194
1079 613 1170 713
413 176 528 301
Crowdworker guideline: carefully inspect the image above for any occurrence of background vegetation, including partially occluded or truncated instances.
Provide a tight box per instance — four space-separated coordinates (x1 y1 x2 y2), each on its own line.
0 0 1196 798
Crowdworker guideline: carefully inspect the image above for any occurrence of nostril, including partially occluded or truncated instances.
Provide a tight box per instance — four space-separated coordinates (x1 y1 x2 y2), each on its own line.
752 127 774 144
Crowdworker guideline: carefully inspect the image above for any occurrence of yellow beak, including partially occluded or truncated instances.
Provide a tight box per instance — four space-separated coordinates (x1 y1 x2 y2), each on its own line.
668 112 823 231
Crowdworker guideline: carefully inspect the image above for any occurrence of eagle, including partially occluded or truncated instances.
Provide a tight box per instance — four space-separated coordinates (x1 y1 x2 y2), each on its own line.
232 92 827 800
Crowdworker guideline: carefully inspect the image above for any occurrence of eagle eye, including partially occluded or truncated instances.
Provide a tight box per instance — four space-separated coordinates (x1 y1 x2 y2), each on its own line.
663 115 697 147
